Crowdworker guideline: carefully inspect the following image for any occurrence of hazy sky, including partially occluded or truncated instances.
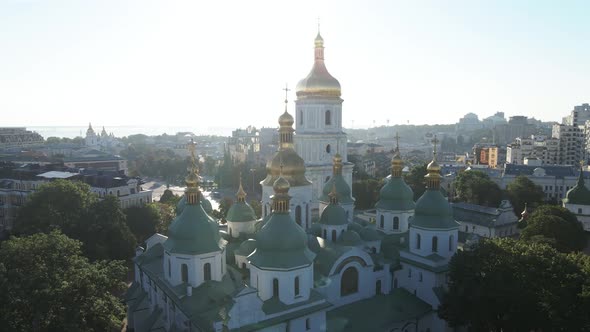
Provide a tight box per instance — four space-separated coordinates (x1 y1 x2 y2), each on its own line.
1 0 589 134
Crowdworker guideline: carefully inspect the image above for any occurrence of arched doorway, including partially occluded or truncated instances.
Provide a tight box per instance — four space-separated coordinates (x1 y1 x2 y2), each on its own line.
340 266 359 296
376 280 381 294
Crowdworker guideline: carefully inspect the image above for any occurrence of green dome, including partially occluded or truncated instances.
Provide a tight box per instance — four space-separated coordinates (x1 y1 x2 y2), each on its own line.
376 177 415 211
360 226 380 241
248 213 314 269
347 222 363 233
236 239 257 256
309 223 322 236
164 203 221 255
318 204 348 226
412 190 459 230
226 201 257 222
564 172 590 205
320 175 354 203
176 195 213 215
339 230 362 246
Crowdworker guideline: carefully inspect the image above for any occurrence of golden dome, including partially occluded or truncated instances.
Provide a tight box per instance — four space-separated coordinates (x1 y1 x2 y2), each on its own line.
333 153 342 163
296 32 341 98
279 110 294 127
427 159 441 172
273 175 290 194
262 149 311 187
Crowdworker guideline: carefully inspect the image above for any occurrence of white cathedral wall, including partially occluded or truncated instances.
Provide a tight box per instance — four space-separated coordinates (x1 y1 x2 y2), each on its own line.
261 184 312 229
376 210 414 234
165 250 224 287
409 227 458 260
564 202 590 231
249 265 313 305
397 263 447 308
227 220 256 238
226 289 265 329
319 201 354 223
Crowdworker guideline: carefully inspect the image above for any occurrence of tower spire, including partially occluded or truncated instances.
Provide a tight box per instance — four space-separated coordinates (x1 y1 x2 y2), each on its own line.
278 87 295 150
391 132 403 178
185 139 201 204
425 135 442 190
237 171 247 203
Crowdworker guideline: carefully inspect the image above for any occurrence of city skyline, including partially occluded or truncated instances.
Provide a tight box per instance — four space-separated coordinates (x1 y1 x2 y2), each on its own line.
1 0 589 132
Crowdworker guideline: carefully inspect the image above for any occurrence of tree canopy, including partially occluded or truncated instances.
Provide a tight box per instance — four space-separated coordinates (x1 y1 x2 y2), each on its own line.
454 170 502 207
521 205 586 252
404 163 427 200
0 231 127 331
14 180 136 261
124 203 161 243
439 238 590 331
505 175 544 214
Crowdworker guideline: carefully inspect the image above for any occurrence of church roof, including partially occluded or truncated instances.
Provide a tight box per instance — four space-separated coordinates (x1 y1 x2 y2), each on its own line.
226 201 257 222
318 203 348 226
375 177 415 211
452 201 518 227
564 170 590 205
412 190 459 230
296 32 341 99
164 203 222 255
320 174 354 203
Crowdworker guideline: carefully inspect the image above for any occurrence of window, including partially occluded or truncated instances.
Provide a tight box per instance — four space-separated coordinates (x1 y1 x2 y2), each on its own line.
380 215 384 229
323 229 327 239
294 277 300 296
295 206 302 226
419 272 423 282
168 259 171 278
242 263 246 269
393 216 399 230
325 176 331 183
299 110 303 125
340 267 358 296
578 208 583 214
273 278 279 298
325 110 331 125
449 235 454 251
181 264 188 283
332 229 337 242
393 278 398 288
204 263 211 281
416 233 421 249
465 225 468 232
305 318 310 330
408 268 412 278
376 280 381 294
326 144 331 153
432 236 438 253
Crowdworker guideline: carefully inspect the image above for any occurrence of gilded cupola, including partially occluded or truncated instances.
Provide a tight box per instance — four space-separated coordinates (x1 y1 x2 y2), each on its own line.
296 31 341 99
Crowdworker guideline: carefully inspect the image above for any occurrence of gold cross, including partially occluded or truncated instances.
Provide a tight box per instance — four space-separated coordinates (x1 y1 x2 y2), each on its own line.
431 135 439 155
283 84 290 105
187 139 197 169
394 132 401 150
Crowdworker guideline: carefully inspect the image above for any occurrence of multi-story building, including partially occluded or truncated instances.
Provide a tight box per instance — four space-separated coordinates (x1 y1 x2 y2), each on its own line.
552 124 585 165
456 113 483 132
506 135 559 165
0 163 152 233
563 103 590 126
228 126 261 164
473 143 499 167
0 127 44 150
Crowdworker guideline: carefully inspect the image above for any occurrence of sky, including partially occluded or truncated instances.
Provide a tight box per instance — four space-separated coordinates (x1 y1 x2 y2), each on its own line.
1 0 589 135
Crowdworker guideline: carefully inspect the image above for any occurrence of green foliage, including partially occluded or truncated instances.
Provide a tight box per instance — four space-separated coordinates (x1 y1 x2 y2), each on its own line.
521 205 586 253
152 202 176 235
454 170 502 207
124 203 161 243
249 199 262 219
0 231 127 331
14 180 136 261
159 189 180 205
506 175 544 214
439 238 590 331
212 197 234 220
404 163 427 200
352 179 381 209
120 145 189 185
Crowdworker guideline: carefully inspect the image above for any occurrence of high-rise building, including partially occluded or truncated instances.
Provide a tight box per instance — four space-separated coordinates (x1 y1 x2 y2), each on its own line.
552 124 585 165
563 103 590 126
506 135 559 165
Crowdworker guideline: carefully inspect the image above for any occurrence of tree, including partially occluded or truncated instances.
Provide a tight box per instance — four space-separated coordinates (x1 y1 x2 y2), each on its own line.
505 175 544 214
439 238 590 331
159 188 180 205
0 231 127 331
14 180 136 261
454 170 502 207
124 203 161 243
352 179 381 209
521 205 586 253
404 163 427 200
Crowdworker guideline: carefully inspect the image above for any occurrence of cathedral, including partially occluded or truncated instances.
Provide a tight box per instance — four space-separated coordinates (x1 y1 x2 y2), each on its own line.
125 32 458 332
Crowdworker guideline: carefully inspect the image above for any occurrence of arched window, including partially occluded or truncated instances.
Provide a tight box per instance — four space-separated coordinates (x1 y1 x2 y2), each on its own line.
242 262 246 269
380 215 384 229
340 266 358 296
432 236 438 253
264 204 267 216
294 277 300 296
393 216 399 230
168 259 171 278
419 272 423 282
416 233 421 249
449 235 454 251
326 144 331 153
204 263 211 281
306 204 309 226
465 225 468 232
181 264 188 283
229 228 233 237
325 110 331 125
305 318 310 330
323 229 327 239
273 278 279 298
332 229 337 242
371 247 376 254
295 206 302 226
376 280 381 294
116 190 120 197
299 110 303 125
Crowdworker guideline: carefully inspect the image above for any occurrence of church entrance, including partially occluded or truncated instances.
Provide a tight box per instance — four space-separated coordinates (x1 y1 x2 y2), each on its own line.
340 266 359 296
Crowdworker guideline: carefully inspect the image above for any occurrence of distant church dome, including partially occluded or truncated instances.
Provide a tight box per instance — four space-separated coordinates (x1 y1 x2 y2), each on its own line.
296 32 341 99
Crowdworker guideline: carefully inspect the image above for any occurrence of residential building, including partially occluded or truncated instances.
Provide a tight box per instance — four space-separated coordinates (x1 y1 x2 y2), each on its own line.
552 124 585 165
228 126 261 164
506 135 559 165
0 127 44 149
563 103 590 126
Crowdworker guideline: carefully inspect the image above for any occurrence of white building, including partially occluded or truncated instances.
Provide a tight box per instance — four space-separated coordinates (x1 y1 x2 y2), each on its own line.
552 123 585 165
506 135 559 165
452 200 519 238
563 170 590 231
294 32 353 210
